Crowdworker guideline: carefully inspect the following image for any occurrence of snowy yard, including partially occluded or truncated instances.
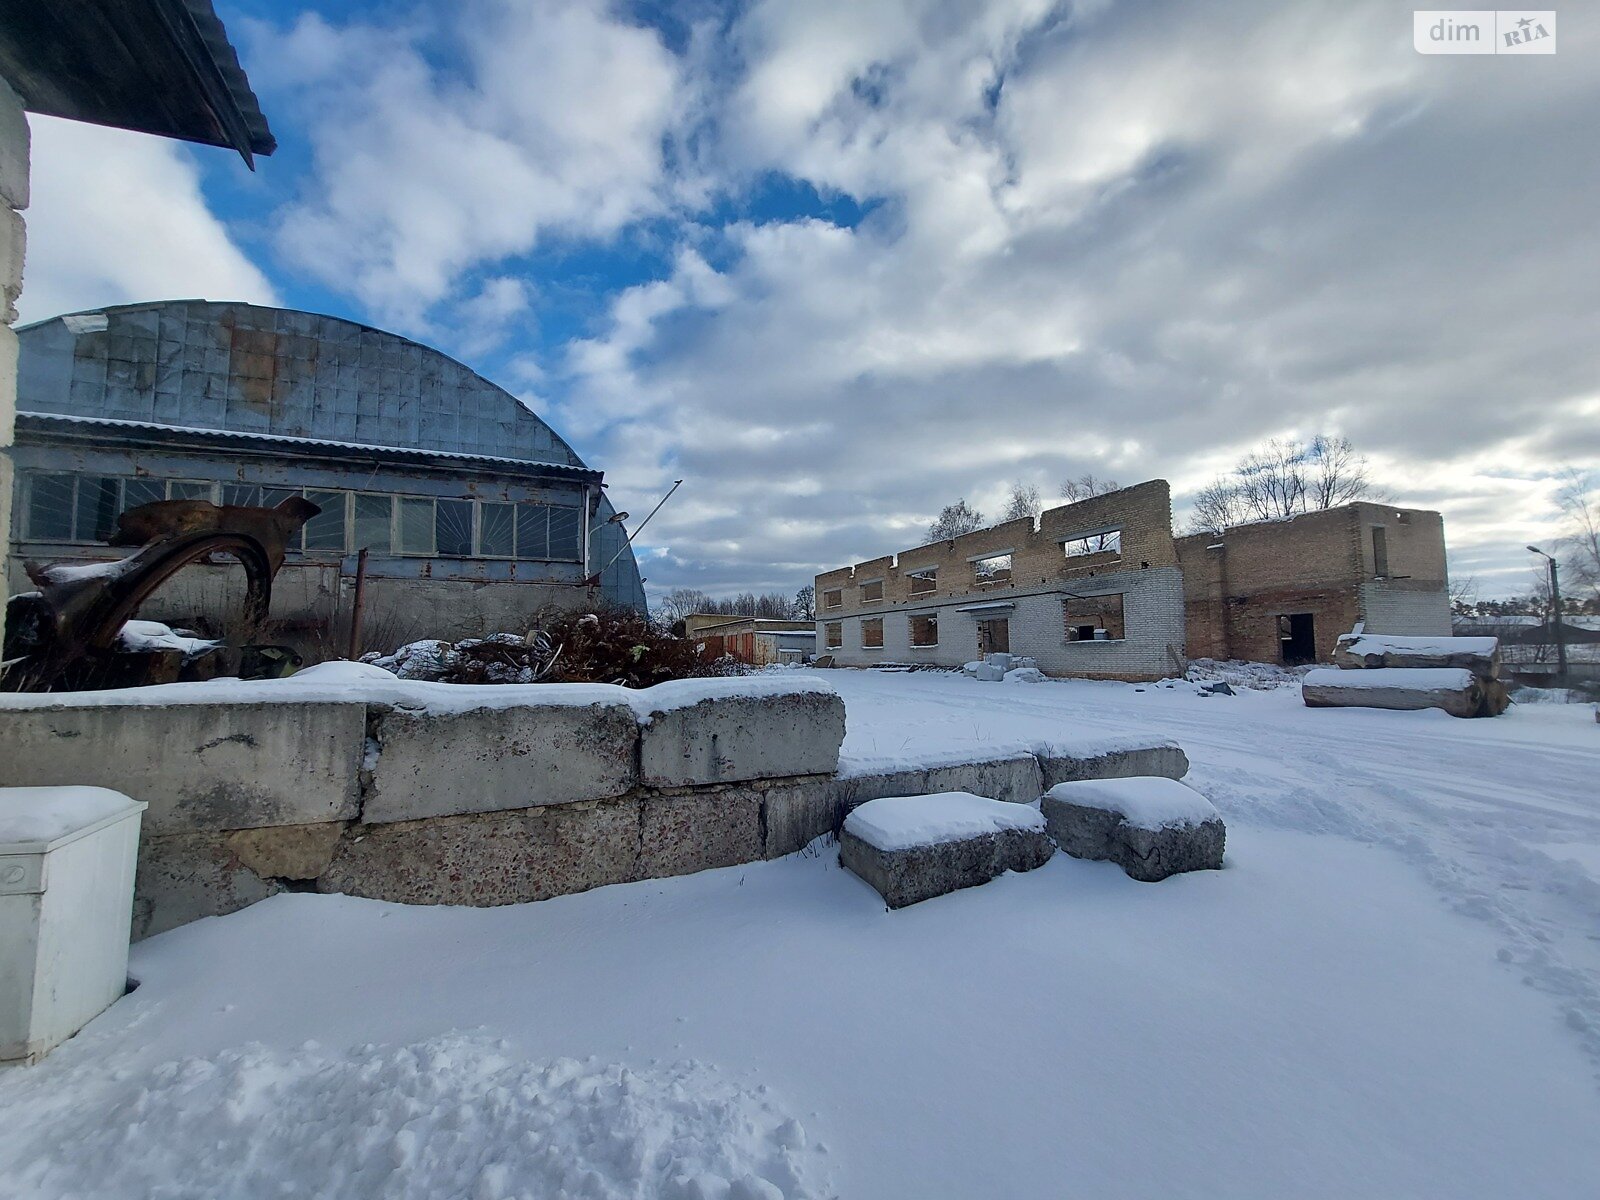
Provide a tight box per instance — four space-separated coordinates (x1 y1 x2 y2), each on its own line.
4 669 1599 1198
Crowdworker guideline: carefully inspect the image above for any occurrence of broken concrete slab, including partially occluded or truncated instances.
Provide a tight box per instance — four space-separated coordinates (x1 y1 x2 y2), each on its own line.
0 701 365 834
1334 632 1500 677
362 700 639 823
635 678 845 787
224 822 346 881
1041 777 1225 883
839 792 1053 908
761 778 841 858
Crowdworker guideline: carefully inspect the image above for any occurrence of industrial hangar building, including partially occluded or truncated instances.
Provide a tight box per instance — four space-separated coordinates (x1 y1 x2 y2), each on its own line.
7 300 645 642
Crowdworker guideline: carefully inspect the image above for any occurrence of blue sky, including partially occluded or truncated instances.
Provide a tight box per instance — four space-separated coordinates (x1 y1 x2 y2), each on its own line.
18 0 1600 602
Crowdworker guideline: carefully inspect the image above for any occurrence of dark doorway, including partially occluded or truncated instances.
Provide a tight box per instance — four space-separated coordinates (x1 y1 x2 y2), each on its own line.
978 617 1010 655
1278 613 1316 665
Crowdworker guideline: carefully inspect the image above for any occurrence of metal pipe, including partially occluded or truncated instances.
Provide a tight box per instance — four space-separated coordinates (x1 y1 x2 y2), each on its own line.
347 547 369 659
590 480 683 583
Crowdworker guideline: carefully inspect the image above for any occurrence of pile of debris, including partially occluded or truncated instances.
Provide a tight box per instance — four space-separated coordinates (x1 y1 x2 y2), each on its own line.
1302 630 1509 718
362 608 746 689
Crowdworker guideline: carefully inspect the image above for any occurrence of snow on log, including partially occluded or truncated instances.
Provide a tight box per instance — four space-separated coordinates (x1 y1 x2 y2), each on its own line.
1333 632 1500 677
1301 667 1507 718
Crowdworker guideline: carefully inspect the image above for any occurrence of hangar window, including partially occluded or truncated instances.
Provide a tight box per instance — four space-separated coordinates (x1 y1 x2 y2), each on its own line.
303 490 349 553
478 502 516 558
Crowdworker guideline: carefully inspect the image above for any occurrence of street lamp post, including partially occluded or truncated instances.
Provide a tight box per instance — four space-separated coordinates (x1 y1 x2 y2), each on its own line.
1527 545 1569 683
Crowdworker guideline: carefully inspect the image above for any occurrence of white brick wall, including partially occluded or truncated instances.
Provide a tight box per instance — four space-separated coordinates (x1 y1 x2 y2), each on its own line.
1359 580 1451 636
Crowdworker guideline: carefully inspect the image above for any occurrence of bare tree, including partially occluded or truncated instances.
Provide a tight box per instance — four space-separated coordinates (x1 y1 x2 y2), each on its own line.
1448 566 1478 617
1058 474 1121 502
1186 435 1382 533
1557 468 1600 606
928 499 986 541
794 585 816 621
1185 477 1251 536
654 587 713 627
1001 481 1042 523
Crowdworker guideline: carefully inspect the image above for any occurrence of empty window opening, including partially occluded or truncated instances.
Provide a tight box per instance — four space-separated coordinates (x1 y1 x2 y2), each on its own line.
1371 527 1389 578
1064 594 1126 642
973 553 1012 585
861 579 885 604
907 567 938 596
1279 613 1317 665
1063 528 1122 561
910 614 939 647
823 588 843 610
977 617 1010 655
861 617 884 648
824 622 842 650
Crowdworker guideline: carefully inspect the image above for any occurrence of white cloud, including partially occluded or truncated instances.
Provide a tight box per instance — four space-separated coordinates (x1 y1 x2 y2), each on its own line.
16 117 277 325
254 1 685 326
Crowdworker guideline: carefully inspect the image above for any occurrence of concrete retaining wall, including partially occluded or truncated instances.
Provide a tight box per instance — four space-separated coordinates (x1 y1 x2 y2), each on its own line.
0 678 1188 938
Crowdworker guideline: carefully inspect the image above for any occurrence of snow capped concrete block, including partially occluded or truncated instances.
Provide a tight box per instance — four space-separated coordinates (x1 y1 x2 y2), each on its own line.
638 789 766 879
634 678 844 788
1334 632 1500 677
317 800 642 907
363 700 639 824
833 754 1046 816
1302 667 1493 718
839 792 1053 908
1041 778 1224 883
0 702 366 834
972 663 1005 682
1037 741 1189 789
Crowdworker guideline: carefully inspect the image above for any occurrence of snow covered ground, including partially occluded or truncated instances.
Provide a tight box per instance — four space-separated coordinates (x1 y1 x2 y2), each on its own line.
3 669 1599 1198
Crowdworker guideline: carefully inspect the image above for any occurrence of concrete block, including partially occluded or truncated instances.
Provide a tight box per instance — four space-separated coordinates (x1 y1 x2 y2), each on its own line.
637 686 845 787
638 788 765 879
1302 667 1487 718
839 794 1053 909
0 702 366 834
1334 632 1499 677
318 799 642 907
1041 778 1225 883
363 700 639 823
831 753 1048 819
225 822 345 881
972 663 1004 682
761 778 842 858
1037 742 1189 789
133 833 281 941
0 75 27 211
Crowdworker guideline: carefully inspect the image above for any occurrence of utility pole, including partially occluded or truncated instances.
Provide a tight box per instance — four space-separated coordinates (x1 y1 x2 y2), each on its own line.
1527 545 1569 683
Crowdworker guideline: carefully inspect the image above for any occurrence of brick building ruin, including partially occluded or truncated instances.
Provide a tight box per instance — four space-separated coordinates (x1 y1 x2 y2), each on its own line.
815 482 1451 680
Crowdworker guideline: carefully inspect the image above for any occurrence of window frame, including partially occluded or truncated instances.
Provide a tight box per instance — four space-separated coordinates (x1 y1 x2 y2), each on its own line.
860 617 885 649
860 578 885 605
909 613 939 648
907 567 938 596
971 552 1013 585
1062 593 1127 643
823 621 843 650
822 588 843 611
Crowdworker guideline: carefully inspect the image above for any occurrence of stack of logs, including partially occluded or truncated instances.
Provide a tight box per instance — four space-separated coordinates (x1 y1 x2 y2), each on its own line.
1301 631 1510 718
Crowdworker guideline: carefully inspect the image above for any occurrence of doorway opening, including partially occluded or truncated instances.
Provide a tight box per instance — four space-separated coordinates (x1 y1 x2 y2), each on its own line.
978 617 1010 655
1278 612 1316 665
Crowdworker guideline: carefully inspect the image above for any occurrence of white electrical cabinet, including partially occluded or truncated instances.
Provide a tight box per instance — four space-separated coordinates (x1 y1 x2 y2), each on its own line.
1 786 146 1066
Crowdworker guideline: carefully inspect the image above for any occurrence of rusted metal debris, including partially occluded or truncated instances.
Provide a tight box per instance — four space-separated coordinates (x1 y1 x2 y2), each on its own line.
2 496 318 692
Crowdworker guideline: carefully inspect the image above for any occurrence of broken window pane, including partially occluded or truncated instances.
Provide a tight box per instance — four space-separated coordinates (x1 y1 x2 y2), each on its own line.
478 502 515 557
303 490 348 552
548 506 582 561
436 498 474 557
169 480 216 502
516 503 550 559
398 498 436 555
25 473 75 541
353 494 392 555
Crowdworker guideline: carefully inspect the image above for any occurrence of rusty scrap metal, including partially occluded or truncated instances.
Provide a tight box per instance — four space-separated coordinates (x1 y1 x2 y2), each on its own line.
3 496 318 691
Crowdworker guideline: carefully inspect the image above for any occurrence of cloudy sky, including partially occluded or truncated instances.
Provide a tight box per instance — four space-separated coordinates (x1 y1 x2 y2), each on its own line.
18 0 1598 600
